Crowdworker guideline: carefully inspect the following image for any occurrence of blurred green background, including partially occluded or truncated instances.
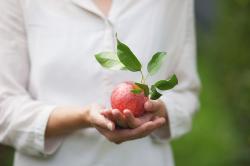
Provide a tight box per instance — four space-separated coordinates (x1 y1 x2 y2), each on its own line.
0 0 249 165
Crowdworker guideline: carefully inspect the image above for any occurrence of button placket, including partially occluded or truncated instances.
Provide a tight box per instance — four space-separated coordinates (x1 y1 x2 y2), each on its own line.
101 20 117 96
103 20 116 51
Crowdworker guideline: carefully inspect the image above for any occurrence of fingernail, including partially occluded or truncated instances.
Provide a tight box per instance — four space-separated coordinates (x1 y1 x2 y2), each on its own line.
160 118 166 124
107 122 114 131
145 102 152 109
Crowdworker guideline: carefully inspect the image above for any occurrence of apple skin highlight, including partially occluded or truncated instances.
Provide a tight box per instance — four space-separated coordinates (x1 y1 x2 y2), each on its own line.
111 82 148 117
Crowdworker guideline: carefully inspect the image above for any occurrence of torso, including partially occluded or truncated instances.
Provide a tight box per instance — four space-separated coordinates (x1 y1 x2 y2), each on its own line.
15 0 190 165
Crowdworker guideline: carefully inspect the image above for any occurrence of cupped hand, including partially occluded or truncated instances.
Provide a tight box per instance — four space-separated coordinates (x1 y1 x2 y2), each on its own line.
95 116 166 144
102 108 155 129
102 99 167 129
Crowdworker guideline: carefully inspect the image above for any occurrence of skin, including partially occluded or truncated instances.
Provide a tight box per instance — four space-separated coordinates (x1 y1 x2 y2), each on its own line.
45 100 169 144
100 99 170 144
103 100 167 128
93 0 112 17
45 104 115 137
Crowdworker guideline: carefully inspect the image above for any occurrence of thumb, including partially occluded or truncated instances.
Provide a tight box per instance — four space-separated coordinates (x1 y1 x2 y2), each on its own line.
95 114 115 131
144 100 162 112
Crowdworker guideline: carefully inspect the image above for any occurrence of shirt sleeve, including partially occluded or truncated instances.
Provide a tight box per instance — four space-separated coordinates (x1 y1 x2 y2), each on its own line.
0 0 61 156
151 0 201 142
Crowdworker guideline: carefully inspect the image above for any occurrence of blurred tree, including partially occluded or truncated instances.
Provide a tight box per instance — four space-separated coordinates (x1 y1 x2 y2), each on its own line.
213 0 250 165
195 0 216 31
173 0 250 166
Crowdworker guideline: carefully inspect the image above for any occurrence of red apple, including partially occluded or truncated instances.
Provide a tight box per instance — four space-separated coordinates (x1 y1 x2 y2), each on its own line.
111 82 148 117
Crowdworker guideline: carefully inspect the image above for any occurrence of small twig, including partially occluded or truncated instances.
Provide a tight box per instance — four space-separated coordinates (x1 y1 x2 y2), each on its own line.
140 70 146 84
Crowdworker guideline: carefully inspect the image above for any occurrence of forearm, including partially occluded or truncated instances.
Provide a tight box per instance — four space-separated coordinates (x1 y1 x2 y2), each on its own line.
45 106 91 138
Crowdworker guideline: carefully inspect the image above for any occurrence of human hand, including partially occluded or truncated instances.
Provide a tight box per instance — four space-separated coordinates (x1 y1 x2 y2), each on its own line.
101 99 167 129
95 116 166 144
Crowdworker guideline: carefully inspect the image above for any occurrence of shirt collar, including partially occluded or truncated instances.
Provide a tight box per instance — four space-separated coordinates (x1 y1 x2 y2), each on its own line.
71 0 104 18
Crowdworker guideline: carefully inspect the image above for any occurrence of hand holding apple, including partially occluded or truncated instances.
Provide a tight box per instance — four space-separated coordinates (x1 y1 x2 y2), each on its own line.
95 116 166 144
95 34 177 130
102 99 167 129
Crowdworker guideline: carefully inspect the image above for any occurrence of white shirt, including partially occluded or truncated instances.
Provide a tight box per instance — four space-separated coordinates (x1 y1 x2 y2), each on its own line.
0 0 200 166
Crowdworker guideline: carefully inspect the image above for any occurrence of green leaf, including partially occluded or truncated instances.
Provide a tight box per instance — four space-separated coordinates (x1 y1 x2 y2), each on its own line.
147 52 167 75
154 74 178 90
150 85 162 100
131 89 143 94
95 52 127 70
116 38 142 72
135 82 149 96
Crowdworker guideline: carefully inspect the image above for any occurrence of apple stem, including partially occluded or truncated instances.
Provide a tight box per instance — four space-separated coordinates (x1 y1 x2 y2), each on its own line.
140 70 146 84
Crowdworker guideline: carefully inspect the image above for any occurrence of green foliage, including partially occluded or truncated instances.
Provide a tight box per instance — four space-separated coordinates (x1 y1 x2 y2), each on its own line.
150 85 162 100
147 52 166 76
0 145 14 166
116 39 142 72
95 52 126 70
130 89 142 94
135 83 150 96
154 75 178 90
95 36 178 100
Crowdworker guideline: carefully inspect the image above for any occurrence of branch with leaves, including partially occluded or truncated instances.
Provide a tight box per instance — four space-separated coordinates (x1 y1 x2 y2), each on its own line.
95 35 178 100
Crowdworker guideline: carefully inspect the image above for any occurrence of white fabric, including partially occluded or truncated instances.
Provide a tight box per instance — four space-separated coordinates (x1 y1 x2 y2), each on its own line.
0 0 200 166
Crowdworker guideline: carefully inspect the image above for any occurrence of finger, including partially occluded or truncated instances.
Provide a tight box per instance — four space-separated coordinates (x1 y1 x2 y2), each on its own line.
96 125 139 144
152 117 166 127
96 117 166 144
124 109 140 128
113 117 165 141
144 100 162 112
95 126 109 136
112 109 128 128
94 114 115 131
101 108 109 117
101 109 114 121
124 110 155 129
129 117 166 139
101 111 108 117
139 113 155 122
144 117 166 132
95 126 123 144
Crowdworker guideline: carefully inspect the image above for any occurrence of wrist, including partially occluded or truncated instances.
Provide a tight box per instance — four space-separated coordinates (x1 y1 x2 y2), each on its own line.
79 105 92 128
